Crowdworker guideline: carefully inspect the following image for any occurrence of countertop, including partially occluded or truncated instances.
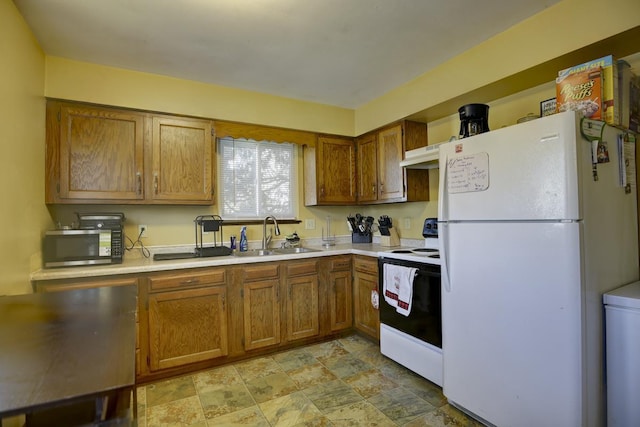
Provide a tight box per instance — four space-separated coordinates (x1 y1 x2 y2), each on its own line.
31 239 419 282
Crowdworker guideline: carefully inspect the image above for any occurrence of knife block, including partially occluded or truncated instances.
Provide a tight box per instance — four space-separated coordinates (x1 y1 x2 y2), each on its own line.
379 228 400 247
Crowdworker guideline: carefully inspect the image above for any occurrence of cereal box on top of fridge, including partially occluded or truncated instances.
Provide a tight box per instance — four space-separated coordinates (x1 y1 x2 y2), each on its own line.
557 55 619 125
556 68 603 120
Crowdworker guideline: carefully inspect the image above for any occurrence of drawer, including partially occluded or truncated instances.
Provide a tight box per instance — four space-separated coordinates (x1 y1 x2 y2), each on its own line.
354 256 377 274
287 260 318 277
149 269 226 291
243 263 280 281
329 257 351 271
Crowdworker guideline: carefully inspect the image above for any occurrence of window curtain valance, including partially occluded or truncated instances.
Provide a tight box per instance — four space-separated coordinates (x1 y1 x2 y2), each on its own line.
213 120 316 147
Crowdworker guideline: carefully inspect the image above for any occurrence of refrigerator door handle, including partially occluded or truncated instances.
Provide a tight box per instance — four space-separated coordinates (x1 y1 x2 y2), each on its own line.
440 222 451 292
438 154 451 292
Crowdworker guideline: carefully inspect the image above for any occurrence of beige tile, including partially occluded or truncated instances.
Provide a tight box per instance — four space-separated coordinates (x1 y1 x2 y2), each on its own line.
368 387 435 425
199 382 256 419
206 405 270 427
192 365 244 394
302 379 363 412
343 369 399 399
287 362 337 389
235 356 284 382
351 348 389 368
259 390 330 426
399 376 448 409
137 386 147 405
323 353 373 379
338 335 378 353
245 372 299 403
402 404 485 427
273 348 319 372
324 400 396 427
146 395 206 426
305 340 349 364
146 376 197 407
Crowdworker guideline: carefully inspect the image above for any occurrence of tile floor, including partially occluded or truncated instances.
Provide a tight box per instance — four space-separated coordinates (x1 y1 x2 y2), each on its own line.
136 334 484 426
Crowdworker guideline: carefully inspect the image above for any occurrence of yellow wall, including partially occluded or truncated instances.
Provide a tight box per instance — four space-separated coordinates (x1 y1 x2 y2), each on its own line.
44 57 355 136
355 0 640 134
0 1 50 295
12 0 640 263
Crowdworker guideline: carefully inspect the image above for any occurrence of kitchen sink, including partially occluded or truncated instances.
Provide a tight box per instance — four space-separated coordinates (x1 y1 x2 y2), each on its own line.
234 249 276 257
273 247 320 254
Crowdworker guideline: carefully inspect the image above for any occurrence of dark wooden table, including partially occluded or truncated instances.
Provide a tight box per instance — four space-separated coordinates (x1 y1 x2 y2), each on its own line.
0 285 137 425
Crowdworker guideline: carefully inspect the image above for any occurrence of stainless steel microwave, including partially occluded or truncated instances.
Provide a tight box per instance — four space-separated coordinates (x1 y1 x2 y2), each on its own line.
43 229 123 268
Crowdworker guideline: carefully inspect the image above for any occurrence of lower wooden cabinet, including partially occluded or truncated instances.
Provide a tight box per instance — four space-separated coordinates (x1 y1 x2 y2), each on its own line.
36 253 380 381
145 269 229 372
327 257 353 332
353 255 380 340
241 263 281 351
148 286 228 370
285 260 319 342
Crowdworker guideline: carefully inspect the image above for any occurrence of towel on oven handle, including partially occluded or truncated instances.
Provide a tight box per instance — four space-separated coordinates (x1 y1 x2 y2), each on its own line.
383 264 417 316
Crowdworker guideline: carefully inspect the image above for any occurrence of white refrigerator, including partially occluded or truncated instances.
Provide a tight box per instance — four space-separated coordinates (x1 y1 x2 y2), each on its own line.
438 110 638 427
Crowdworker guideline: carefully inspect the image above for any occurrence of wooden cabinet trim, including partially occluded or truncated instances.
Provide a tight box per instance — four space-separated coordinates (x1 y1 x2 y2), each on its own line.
286 260 318 277
243 263 280 281
149 269 226 292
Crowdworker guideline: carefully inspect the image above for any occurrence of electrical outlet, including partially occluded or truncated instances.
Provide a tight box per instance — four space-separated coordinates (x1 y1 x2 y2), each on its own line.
138 224 147 237
305 219 316 230
403 218 411 229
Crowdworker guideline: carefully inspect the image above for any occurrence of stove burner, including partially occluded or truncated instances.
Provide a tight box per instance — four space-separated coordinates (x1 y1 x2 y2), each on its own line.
428 254 440 258
391 250 413 253
412 248 438 253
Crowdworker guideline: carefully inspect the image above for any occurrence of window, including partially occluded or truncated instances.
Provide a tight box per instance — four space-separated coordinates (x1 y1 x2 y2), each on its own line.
217 137 297 219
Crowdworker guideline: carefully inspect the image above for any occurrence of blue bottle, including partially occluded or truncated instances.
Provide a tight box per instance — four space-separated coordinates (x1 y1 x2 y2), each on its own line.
239 226 248 252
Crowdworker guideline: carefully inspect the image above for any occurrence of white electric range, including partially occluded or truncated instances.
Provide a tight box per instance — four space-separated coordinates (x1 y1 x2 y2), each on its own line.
377 228 443 386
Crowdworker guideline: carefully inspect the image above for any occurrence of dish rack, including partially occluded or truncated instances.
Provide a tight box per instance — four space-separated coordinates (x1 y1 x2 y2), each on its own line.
194 215 232 257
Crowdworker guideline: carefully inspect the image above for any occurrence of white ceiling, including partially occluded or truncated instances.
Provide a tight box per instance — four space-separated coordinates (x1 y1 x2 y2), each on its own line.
14 0 560 109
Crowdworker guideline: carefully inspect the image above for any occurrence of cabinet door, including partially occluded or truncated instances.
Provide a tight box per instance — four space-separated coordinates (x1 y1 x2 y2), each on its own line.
354 257 380 340
286 275 319 341
243 279 281 350
356 133 378 203
148 286 228 370
151 116 214 203
316 136 356 204
58 104 145 201
329 270 353 332
377 125 405 201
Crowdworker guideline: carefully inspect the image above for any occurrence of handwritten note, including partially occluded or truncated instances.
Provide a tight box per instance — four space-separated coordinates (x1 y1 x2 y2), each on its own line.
447 152 489 193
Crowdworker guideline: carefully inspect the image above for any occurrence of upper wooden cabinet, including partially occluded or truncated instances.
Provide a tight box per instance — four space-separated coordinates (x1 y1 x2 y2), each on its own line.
357 120 430 203
45 100 215 205
304 135 356 205
46 102 145 202
150 115 214 203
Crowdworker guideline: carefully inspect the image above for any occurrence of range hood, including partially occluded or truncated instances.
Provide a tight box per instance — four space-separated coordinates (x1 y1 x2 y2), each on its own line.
400 142 443 169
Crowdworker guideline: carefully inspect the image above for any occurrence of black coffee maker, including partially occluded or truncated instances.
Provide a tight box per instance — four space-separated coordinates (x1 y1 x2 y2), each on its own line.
458 103 490 138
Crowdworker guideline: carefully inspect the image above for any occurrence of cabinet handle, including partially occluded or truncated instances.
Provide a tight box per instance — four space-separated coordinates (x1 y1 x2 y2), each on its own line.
222 294 226 311
379 182 384 193
154 173 158 195
136 172 142 195
372 184 376 195
180 278 200 285
320 186 324 196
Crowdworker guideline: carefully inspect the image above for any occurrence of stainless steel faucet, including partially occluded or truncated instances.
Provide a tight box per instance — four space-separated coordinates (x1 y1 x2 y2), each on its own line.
262 215 281 249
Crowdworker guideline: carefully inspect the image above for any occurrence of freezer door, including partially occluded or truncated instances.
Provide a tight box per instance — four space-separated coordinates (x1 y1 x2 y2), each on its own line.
438 111 582 221
441 221 584 427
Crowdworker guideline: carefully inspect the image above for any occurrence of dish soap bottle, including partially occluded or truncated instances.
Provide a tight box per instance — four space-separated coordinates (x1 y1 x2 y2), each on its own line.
239 226 248 252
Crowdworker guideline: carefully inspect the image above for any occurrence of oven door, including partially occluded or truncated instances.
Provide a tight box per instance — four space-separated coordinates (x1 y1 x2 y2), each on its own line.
378 257 442 349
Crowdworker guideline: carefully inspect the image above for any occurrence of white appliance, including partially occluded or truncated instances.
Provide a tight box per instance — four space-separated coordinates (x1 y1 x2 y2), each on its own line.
378 235 442 386
399 142 443 169
438 110 638 427
603 281 640 427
